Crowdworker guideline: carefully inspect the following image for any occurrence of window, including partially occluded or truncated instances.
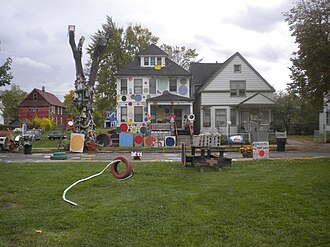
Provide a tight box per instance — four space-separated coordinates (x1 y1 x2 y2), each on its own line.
215 109 227 127
230 81 246 96
150 57 156 66
203 108 211 127
121 106 127 122
142 57 162 67
326 111 330 125
230 108 236 126
134 106 143 122
149 78 156 94
169 79 177 92
144 57 149 66
134 79 143 94
33 93 37 101
234 64 241 73
121 79 127 94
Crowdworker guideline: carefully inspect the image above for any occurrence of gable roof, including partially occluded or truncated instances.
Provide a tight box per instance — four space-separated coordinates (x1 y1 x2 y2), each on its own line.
146 92 193 102
194 52 275 94
20 88 65 107
190 62 223 86
239 93 275 105
116 45 191 77
138 44 167 56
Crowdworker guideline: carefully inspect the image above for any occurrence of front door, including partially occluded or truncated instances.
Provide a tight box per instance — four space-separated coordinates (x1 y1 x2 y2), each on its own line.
174 109 182 129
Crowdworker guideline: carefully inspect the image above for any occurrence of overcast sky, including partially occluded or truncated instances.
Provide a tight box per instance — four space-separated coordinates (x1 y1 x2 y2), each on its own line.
0 0 296 101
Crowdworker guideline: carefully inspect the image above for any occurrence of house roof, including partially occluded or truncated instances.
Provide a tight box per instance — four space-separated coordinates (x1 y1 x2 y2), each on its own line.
146 92 193 102
138 44 168 56
193 52 276 94
239 93 275 105
116 45 191 77
20 88 65 107
190 62 223 86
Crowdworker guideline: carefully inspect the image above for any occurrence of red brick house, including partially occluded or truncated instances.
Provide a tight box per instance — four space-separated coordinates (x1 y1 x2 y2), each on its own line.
18 87 66 128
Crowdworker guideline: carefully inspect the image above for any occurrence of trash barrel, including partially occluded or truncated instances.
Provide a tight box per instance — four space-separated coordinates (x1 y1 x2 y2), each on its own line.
276 138 287 151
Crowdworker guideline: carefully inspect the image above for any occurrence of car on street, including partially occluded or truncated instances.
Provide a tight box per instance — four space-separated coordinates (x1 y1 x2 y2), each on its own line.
26 129 42 141
47 131 66 140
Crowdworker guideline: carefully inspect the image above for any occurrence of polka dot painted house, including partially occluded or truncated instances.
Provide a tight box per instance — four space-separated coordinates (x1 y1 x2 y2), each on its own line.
116 44 193 139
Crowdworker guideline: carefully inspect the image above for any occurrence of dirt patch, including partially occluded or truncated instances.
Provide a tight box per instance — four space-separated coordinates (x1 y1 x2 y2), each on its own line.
0 202 18 210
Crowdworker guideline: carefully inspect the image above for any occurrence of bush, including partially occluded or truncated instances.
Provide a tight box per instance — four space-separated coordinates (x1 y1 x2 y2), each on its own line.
27 117 55 131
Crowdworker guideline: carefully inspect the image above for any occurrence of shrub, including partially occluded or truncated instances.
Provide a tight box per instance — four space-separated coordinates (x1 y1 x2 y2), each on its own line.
28 117 55 131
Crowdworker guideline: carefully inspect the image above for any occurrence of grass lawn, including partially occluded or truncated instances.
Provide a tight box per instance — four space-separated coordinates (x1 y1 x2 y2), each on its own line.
0 158 329 246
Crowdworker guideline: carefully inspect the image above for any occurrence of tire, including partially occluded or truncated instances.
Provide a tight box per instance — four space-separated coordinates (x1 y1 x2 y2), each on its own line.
111 156 133 179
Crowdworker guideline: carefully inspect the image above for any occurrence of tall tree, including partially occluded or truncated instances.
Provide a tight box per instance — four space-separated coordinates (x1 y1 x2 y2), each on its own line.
87 16 159 125
63 90 78 120
284 0 330 108
0 47 12 86
274 90 318 134
0 84 27 123
160 44 202 70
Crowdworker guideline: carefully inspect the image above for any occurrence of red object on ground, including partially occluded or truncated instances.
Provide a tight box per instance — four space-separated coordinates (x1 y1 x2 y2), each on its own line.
111 156 133 179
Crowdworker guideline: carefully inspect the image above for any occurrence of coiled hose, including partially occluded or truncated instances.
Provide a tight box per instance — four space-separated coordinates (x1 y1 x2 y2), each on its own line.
62 156 134 206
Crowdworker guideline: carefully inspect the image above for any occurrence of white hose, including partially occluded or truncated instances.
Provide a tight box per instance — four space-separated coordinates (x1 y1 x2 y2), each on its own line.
62 159 134 206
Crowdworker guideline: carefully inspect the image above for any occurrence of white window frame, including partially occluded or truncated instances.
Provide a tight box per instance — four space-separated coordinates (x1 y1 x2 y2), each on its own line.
234 64 241 73
230 81 246 97
215 109 227 127
149 78 156 94
121 79 127 94
134 106 143 122
134 79 143 94
203 108 211 127
169 79 177 92
121 106 127 122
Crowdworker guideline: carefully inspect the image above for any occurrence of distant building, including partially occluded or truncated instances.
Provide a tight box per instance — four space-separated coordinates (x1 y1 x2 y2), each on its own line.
18 87 66 128
105 110 117 128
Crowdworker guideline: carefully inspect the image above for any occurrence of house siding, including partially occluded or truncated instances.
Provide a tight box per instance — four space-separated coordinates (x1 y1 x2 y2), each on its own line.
205 56 274 92
18 88 66 128
192 53 275 136
201 92 274 105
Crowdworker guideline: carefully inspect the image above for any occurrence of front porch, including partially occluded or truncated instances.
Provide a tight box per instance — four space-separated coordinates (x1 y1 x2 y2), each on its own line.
147 92 194 131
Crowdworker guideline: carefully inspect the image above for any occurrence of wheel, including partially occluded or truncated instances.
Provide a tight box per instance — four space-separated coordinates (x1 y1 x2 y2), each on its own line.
111 156 133 179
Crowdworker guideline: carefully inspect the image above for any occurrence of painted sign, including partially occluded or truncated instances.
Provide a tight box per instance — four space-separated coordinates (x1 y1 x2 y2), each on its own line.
253 142 269 160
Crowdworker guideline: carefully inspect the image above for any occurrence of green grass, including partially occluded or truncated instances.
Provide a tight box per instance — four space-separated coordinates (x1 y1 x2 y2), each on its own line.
1 159 329 246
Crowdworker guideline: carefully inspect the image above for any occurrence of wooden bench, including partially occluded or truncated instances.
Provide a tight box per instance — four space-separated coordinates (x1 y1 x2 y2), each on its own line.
181 142 232 171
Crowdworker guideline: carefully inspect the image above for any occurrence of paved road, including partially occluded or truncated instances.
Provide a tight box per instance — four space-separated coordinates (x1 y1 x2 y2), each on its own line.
1 149 329 163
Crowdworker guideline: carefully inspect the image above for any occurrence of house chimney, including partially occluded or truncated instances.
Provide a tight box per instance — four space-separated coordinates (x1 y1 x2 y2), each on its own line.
42 86 45 92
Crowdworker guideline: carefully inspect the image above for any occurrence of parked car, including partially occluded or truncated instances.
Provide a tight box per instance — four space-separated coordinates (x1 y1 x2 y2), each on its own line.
26 129 42 141
47 131 66 140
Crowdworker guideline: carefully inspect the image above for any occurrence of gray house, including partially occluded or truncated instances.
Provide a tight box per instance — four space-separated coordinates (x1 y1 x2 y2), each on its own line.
190 52 276 135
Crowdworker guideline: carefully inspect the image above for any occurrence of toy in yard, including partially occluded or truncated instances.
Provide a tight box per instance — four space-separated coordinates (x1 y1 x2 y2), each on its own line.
62 157 134 206
131 151 142 160
239 146 253 158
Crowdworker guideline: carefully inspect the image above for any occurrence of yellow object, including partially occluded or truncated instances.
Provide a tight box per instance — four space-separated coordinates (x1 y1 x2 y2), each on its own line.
70 133 85 153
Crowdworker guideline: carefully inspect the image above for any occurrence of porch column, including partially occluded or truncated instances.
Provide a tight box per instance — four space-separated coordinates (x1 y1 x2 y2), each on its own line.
147 102 151 119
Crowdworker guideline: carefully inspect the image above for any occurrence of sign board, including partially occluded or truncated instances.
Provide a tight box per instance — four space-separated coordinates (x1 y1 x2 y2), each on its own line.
70 133 85 153
253 142 269 160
